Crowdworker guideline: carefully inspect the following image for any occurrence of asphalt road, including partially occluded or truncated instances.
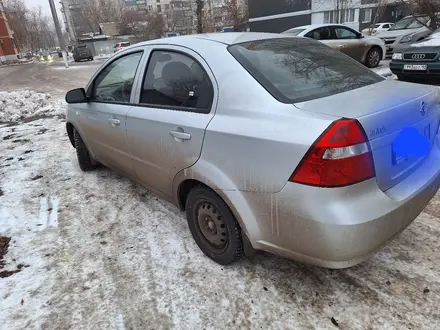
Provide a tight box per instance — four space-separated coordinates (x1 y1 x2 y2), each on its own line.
0 58 104 98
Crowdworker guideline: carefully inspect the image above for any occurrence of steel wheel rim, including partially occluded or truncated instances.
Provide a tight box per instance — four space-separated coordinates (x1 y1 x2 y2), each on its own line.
195 201 228 253
369 50 380 66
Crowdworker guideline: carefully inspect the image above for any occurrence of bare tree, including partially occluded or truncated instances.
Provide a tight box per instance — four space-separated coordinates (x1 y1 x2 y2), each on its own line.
119 6 165 40
3 0 57 52
165 3 195 35
202 0 215 32
195 0 205 33
224 0 248 27
81 0 121 34
397 0 440 30
368 0 388 35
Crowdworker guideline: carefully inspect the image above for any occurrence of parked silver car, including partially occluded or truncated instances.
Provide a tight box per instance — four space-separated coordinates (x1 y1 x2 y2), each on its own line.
65 33 440 268
378 15 435 56
282 24 386 68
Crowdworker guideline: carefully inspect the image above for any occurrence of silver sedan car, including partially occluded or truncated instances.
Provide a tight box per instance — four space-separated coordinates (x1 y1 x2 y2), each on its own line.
65 33 440 268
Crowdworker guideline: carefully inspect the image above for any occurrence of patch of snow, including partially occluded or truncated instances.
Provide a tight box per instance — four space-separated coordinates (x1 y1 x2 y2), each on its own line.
372 66 392 77
0 91 65 123
51 66 91 71
94 54 112 60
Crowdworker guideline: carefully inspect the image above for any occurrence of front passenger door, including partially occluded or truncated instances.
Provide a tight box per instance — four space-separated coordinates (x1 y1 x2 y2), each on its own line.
79 51 143 175
332 26 366 62
126 47 217 197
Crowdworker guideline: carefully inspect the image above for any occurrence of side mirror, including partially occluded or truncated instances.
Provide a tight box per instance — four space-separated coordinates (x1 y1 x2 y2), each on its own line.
358 33 364 39
66 88 87 104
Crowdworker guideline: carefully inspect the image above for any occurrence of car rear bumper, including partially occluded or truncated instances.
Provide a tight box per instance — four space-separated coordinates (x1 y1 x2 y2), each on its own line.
390 61 440 77
234 142 440 268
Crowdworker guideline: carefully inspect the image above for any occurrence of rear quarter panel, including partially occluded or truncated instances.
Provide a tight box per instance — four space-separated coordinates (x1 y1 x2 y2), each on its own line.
171 42 336 194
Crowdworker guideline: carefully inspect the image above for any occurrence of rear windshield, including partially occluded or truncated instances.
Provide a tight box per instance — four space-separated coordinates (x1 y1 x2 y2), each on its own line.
282 28 306 36
228 38 382 103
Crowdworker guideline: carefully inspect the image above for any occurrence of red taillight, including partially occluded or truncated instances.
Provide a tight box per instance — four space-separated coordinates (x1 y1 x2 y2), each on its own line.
289 118 375 188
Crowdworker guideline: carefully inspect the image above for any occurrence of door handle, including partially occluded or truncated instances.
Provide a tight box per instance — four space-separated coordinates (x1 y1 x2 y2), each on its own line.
108 118 120 126
170 130 191 141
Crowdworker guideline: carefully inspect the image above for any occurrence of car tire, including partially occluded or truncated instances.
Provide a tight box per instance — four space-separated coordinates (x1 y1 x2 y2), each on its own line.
185 186 244 265
74 129 97 172
366 47 382 68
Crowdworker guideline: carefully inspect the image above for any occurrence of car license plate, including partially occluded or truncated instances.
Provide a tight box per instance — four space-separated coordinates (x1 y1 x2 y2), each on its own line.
404 64 427 71
392 124 431 165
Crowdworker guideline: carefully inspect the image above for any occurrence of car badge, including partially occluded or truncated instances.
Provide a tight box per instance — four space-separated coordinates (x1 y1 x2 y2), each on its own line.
421 101 427 116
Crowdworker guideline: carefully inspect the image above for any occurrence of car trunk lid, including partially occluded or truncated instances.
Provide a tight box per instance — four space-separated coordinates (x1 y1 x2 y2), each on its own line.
294 79 440 191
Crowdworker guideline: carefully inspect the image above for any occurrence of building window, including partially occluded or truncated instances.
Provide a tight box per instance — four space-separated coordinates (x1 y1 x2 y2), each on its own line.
148 5 153 10
323 11 335 24
157 4 161 12
363 8 372 23
342 9 355 23
165 4 170 9
324 9 356 24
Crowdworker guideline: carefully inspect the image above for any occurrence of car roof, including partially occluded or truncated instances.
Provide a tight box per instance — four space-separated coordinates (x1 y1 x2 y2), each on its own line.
283 24 358 34
127 32 290 49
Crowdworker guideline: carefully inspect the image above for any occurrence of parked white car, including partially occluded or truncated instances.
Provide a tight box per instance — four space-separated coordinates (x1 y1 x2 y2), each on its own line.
282 24 386 68
362 22 394 35
378 15 436 56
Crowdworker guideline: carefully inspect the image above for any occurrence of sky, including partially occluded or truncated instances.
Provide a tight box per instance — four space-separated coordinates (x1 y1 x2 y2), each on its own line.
24 0 62 16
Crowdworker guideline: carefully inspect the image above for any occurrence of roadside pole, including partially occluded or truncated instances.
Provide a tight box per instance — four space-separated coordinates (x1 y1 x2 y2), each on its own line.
48 0 69 68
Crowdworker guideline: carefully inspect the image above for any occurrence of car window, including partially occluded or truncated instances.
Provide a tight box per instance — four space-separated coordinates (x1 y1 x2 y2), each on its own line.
305 27 333 40
390 16 428 30
282 28 306 36
334 27 357 39
140 50 213 112
382 24 389 28
374 24 381 28
228 38 382 103
91 52 143 104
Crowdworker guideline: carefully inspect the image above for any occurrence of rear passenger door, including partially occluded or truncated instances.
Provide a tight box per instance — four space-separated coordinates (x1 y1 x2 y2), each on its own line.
126 46 217 197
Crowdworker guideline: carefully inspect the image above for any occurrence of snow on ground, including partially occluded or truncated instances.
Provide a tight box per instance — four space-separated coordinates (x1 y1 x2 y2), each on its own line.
94 54 112 60
1 91 440 329
372 59 393 78
0 91 65 123
51 65 94 71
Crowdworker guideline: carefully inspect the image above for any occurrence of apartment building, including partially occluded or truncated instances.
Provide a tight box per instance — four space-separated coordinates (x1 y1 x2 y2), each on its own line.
0 1 18 61
60 0 94 42
249 0 406 33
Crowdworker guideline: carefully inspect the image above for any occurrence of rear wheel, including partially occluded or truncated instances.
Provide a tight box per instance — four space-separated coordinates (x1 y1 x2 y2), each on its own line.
185 186 244 265
74 129 97 172
366 47 382 68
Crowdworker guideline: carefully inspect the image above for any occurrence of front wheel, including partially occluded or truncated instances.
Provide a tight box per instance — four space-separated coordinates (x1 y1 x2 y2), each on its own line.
366 47 382 68
185 186 244 265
